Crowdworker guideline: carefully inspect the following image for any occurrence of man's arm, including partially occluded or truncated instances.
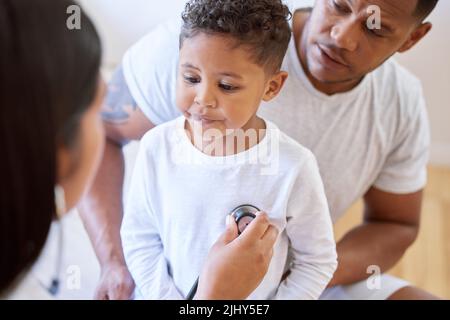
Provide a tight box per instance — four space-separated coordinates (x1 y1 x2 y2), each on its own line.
328 187 422 287
78 65 154 300
275 153 337 299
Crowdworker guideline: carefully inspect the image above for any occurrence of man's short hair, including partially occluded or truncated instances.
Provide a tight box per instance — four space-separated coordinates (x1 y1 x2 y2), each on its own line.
414 0 439 21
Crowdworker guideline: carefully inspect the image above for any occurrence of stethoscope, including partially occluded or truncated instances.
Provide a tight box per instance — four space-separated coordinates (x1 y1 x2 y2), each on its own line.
37 220 63 296
186 204 259 300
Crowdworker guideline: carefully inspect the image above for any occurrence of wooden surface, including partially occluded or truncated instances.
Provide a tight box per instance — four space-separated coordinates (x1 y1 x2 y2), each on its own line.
333 166 450 298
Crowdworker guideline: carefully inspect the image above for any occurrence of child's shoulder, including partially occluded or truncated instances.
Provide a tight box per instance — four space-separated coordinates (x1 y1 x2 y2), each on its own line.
140 116 184 149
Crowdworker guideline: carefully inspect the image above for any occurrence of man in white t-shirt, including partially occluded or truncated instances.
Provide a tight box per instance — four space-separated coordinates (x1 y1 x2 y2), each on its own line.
79 0 440 299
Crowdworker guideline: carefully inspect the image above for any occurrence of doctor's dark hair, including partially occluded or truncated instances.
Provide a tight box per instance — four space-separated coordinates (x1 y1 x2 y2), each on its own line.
180 0 292 73
0 0 101 293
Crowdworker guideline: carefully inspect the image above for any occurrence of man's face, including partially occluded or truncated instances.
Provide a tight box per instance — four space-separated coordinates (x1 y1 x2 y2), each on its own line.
304 0 420 84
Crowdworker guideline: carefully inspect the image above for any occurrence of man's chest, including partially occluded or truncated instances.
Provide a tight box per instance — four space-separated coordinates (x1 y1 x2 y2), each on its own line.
258 91 394 220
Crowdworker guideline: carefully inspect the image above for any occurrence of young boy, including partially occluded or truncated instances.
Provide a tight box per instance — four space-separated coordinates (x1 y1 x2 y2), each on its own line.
121 0 337 300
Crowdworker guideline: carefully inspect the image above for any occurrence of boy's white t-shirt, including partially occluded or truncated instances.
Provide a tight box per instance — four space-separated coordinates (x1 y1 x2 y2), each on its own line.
122 18 430 223
121 117 338 300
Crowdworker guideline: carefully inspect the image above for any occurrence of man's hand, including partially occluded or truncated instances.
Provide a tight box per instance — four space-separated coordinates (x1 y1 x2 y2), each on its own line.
94 260 135 300
195 212 279 300
328 187 422 287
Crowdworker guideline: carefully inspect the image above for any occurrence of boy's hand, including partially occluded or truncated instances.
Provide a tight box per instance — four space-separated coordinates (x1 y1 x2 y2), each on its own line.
195 212 278 300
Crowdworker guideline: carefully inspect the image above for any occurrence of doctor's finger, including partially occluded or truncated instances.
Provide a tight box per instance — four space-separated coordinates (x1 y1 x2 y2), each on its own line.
239 211 271 242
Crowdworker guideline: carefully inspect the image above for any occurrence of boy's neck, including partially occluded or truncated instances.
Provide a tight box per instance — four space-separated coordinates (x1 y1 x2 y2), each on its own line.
185 115 267 157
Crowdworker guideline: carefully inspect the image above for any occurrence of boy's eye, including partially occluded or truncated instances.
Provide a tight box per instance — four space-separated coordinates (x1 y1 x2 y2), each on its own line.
219 82 238 91
183 75 200 84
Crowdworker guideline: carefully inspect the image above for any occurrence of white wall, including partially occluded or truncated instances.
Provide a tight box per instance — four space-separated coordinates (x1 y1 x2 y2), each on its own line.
78 0 186 68
79 0 450 167
395 0 450 167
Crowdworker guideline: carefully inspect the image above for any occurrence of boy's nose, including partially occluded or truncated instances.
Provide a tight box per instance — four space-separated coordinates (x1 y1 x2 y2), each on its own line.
194 98 216 109
194 85 217 109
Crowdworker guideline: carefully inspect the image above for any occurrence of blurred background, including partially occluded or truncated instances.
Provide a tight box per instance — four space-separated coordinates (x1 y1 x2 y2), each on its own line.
8 0 449 299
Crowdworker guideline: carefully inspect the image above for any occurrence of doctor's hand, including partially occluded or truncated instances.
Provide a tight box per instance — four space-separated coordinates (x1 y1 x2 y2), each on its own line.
195 212 279 300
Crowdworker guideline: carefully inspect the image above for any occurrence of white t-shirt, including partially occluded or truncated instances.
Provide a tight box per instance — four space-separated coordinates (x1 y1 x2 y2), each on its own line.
123 18 430 222
121 116 337 300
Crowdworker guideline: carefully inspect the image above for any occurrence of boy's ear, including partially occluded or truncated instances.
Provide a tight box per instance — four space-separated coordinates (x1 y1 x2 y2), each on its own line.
398 22 432 53
262 71 288 102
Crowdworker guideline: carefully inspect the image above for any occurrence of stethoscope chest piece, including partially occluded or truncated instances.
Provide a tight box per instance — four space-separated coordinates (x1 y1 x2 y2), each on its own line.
230 204 260 234
186 204 261 300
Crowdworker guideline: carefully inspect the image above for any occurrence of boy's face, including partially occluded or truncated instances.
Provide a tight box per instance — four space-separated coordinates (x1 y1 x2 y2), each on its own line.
177 33 286 138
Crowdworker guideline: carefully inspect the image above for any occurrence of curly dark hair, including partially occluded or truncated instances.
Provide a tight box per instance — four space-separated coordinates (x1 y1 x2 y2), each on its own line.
180 0 292 73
